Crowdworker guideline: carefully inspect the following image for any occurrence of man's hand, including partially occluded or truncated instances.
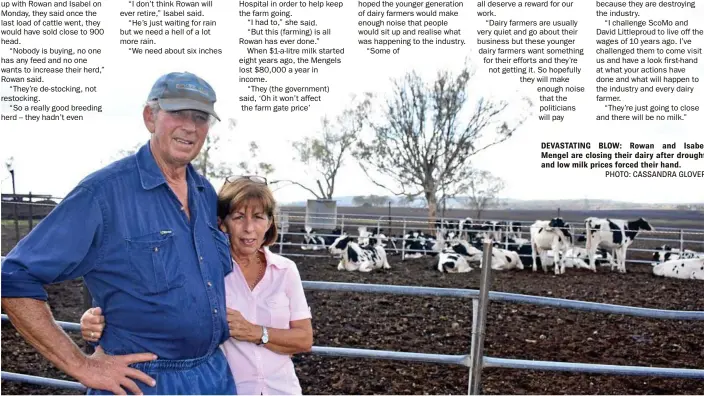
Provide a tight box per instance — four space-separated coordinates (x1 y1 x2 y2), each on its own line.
80 307 105 343
226 308 261 343
74 346 158 395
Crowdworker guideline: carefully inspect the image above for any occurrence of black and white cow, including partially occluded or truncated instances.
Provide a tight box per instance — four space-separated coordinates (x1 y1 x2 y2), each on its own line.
493 221 523 240
301 227 342 250
530 218 573 275
357 226 390 248
652 257 704 280
585 217 654 273
469 239 523 270
652 244 704 265
436 252 472 273
541 247 614 270
433 234 483 273
403 230 440 259
328 234 390 272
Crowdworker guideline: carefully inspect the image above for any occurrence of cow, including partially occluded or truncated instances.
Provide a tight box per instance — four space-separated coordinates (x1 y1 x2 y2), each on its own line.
301 227 342 250
530 218 573 275
477 246 523 270
495 221 523 240
436 252 473 273
328 234 390 272
652 244 704 264
357 226 389 248
585 217 654 273
403 230 440 259
476 220 502 241
652 258 704 280
541 247 614 270
499 236 536 267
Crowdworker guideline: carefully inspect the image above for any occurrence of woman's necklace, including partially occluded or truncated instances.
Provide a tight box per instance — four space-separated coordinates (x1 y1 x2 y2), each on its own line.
247 252 265 290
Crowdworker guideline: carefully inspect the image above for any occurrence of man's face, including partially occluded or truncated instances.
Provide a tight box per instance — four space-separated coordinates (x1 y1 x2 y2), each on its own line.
144 107 210 167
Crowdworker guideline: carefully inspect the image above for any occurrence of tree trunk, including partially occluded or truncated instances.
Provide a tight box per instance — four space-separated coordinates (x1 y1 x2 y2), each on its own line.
426 191 438 234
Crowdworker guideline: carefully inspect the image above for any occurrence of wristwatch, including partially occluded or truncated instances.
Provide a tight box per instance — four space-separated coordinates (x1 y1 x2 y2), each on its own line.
260 326 269 345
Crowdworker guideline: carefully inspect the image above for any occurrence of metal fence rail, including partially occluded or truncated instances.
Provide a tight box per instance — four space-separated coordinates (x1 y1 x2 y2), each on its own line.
301 281 704 320
3 270 704 392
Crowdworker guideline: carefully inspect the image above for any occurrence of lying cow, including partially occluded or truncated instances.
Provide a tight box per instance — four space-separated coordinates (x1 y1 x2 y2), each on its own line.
403 230 440 259
328 234 390 272
301 227 342 250
652 244 704 265
477 246 523 270
357 226 389 248
436 252 472 273
585 217 654 273
541 247 613 270
652 258 704 280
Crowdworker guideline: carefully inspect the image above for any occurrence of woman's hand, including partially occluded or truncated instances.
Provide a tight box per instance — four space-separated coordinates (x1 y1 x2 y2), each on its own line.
226 308 262 343
80 307 105 343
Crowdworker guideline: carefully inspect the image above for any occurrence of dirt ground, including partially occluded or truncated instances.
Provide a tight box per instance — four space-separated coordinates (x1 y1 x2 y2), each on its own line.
2 212 704 395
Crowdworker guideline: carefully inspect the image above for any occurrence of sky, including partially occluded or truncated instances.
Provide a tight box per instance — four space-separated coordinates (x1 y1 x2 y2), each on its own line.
1 1 703 205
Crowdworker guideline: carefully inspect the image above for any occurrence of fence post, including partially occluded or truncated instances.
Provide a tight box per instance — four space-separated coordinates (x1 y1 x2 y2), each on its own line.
28 192 34 231
388 201 392 236
679 229 684 252
468 240 494 395
279 231 284 255
12 194 20 243
401 219 407 261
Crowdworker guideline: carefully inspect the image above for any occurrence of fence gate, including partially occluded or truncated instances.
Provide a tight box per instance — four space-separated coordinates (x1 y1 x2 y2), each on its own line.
277 209 289 234
305 199 337 230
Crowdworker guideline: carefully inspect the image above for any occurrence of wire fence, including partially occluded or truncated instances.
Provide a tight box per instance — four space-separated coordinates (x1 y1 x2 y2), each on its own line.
5 202 703 267
269 211 704 267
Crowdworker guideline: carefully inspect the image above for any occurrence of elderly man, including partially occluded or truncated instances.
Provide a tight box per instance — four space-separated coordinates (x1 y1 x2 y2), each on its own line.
1 72 237 395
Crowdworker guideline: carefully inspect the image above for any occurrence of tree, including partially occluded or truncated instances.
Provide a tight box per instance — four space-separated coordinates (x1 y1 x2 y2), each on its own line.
355 61 532 224
459 170 505 219
281 93 373 199
236 141 275 179
194 131 233 179
352 194 391 207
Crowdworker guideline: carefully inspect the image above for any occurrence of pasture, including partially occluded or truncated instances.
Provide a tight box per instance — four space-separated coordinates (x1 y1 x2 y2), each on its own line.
2 207 704 394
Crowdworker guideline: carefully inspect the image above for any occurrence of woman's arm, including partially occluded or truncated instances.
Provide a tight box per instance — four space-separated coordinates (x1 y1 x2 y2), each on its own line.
262 318 313 355
233 316 312 355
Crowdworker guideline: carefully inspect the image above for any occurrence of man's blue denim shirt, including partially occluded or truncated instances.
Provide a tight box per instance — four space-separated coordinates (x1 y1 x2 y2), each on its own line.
1 142 233 360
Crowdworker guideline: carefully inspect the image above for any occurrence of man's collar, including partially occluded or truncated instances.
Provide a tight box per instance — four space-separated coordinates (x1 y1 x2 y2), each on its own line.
135 140 204 190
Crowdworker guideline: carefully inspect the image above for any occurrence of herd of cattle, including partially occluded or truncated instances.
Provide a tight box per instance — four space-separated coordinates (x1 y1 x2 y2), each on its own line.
294 216 704 281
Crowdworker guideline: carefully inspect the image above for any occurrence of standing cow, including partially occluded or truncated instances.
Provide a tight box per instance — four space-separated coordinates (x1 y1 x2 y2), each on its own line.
585 217 653 273
530 217 573 275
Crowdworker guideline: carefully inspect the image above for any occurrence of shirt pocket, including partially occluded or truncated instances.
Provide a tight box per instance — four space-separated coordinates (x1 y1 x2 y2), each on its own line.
266 292 291 329
125 231 185 295
208 224 233 276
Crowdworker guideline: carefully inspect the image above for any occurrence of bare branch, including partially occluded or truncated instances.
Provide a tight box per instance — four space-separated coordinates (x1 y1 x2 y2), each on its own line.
270 179 322 199
355 60 532 220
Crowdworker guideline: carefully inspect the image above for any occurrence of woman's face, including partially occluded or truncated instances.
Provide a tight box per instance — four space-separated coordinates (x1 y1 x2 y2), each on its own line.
220 200 272 257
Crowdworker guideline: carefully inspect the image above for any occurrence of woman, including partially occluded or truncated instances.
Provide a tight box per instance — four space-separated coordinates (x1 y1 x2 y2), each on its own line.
80 175 314 395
